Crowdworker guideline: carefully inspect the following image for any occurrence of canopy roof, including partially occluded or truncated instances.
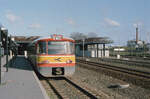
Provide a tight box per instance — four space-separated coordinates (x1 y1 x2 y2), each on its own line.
75 37 113 45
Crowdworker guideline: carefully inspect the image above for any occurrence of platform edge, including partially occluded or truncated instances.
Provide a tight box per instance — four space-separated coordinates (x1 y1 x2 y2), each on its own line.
33 72 50 99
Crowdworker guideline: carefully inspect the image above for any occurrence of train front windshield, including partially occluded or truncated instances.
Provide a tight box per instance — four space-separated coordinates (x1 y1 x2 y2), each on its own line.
48 41 74 54
37 41 74 55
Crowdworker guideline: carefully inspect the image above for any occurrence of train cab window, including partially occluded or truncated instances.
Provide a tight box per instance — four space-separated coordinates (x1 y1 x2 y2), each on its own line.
37 41 47 54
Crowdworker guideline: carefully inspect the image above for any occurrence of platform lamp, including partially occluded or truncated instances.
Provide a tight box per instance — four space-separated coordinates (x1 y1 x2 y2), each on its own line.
1 27 8 72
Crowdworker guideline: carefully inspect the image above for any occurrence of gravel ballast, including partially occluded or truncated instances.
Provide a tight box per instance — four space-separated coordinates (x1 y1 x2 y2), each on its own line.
72 64 150 99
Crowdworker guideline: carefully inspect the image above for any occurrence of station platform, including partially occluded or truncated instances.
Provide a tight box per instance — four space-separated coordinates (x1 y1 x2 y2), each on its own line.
0 55 49 99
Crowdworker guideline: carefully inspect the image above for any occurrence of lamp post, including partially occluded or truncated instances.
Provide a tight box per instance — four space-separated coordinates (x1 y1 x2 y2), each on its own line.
82 39 85 58
1 27 8 72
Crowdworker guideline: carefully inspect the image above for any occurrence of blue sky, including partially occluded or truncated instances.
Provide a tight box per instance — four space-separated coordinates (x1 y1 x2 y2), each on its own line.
0 0 150 45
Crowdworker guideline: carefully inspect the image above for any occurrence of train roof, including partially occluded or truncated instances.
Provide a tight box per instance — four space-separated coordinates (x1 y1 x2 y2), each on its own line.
29 34 74 45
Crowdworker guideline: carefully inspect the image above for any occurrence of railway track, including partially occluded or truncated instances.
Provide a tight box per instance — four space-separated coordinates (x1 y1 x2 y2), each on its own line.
77 59 150 79
78 57 150 69
99 58 150 68
123 56 150 61
41 77 109 99
76 59 150 89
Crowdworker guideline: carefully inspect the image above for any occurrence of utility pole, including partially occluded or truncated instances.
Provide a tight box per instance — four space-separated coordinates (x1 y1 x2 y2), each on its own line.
136 26 139 44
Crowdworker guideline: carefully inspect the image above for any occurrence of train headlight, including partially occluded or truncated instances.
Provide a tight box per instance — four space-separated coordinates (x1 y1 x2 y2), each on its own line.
66 59 72 64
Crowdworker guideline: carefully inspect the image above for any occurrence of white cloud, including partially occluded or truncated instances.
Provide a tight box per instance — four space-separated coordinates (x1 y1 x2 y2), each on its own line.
28 23 41 29
66 18 75 26
104 18 120 27
6 12 21 23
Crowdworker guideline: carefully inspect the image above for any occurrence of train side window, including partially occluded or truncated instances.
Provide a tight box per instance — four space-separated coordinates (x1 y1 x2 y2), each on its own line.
66 42 75 54
37 41 47 54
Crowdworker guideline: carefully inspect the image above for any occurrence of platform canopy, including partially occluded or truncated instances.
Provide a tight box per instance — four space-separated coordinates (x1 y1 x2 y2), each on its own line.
75 37 113 45
12 36 40 43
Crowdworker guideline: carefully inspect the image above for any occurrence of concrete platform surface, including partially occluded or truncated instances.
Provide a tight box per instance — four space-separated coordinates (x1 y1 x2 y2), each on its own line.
0 56 49 99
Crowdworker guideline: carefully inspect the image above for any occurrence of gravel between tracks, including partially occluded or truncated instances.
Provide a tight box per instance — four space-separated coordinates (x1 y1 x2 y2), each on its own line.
50 79 89 99
72 64 150 99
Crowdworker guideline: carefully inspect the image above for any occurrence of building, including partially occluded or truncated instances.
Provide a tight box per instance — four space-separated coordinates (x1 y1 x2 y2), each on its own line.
75 37 113 58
